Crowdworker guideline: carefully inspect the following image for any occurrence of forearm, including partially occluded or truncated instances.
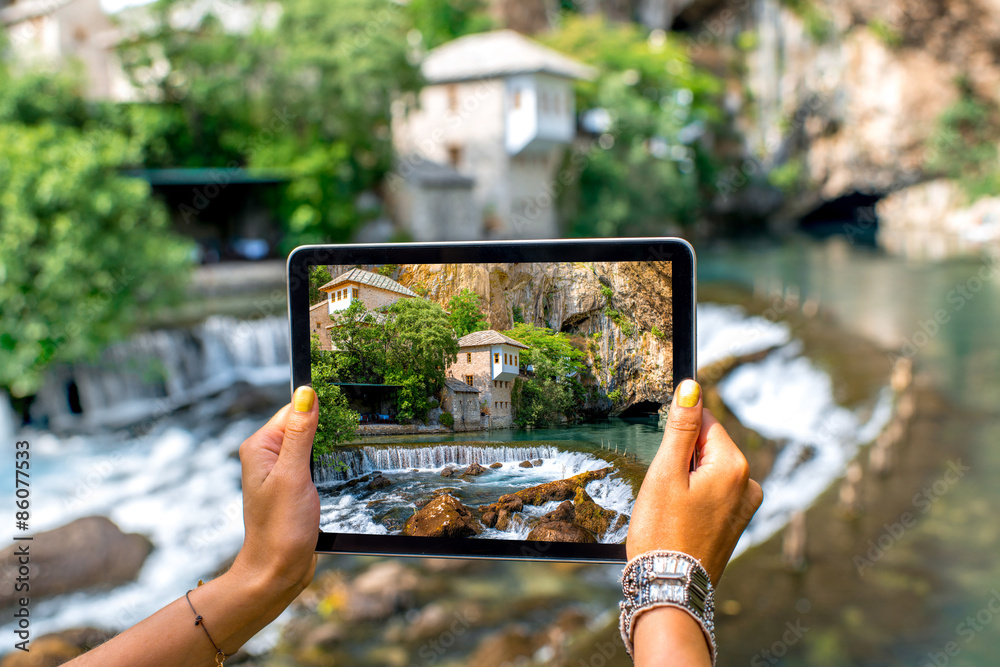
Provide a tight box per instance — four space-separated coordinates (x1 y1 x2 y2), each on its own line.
632 607 712 667
70 560 304 666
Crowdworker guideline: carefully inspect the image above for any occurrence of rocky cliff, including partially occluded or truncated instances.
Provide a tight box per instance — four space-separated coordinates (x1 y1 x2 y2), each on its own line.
683 0 1000 239
395 261 674 412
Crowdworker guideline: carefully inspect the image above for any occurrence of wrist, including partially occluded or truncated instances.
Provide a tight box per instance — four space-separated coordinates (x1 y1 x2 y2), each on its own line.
226 549 313 614
632 607 712 666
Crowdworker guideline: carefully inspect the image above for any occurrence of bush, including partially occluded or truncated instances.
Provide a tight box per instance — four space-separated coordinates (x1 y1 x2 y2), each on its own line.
439 412 454 428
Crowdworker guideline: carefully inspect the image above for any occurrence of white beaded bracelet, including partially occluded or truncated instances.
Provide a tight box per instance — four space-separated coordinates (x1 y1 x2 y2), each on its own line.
619 550 717 665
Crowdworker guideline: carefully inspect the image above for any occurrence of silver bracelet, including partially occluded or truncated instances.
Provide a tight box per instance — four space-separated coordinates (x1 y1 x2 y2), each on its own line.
619 550 717 665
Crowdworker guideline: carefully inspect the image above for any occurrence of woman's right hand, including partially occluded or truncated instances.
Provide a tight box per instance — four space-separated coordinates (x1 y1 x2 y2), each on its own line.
627 379 763 584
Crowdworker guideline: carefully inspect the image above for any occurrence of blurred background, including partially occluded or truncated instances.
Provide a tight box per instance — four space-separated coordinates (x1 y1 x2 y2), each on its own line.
2 0 1000 664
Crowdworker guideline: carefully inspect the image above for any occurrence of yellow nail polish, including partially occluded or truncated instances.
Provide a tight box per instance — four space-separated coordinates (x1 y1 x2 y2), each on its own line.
676 379 701 408
293 386 315 413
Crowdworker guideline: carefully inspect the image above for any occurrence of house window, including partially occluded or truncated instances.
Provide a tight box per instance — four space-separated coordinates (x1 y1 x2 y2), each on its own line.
512 89 521 109
467 353 472 363
447 144 462 168
494 352 499 364
447 84 459 112
465 375 473 386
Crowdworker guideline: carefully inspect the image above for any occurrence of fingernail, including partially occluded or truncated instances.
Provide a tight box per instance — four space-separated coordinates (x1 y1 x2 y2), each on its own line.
293 386 315 413
676 379 701 408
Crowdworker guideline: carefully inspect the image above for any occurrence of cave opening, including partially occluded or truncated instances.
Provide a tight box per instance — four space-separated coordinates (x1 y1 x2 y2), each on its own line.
798 191 884 245
618 401 662 419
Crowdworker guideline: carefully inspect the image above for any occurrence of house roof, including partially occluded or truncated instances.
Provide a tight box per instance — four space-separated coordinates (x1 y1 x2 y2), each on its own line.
320 268 418 298
398 154 475 188
457 330 530 350
0 0 74 25
444 377 480 394
422 29 597 84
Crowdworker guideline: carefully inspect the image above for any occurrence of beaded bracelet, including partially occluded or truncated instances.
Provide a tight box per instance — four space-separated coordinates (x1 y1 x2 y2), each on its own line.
619 550 717 665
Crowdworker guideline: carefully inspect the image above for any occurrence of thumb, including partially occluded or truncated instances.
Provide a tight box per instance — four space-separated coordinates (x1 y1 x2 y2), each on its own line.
276 385 319 475
649 379 703 485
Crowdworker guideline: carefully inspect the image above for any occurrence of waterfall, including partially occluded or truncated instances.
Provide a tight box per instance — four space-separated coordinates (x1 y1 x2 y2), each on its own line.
313 444 561 484
32 316 290 431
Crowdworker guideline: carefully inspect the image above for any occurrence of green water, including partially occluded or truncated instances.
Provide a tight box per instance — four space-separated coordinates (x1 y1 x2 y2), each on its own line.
699 238 1000 666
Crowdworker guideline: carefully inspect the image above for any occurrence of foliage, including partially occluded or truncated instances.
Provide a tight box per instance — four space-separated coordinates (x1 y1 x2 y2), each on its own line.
599 284 614 302
405 0 492 49
376 264 398 277
768 158 804 195
512 305 525 324
0 65 192 397
309 266 331 306
925 83 1000 201
778 0 834 42
447 288 490 337
310 334 359 457
605 309 635 337
384 298 459 420
607 388 623 404
504 323 588 427
650 325 665 340
868 19 903 49
439 411 454 428
115 0 422 249
326 298 458 421
542 15 725 237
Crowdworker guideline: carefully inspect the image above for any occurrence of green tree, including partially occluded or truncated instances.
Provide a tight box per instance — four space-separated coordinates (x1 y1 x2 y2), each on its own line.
309 266 332 306
447 288 490 337
405 0 493 49
925 81 1000 200
504 323 588 427
0 66 193 397
542 15 724 237
385 298 459 420
115 0 422 249
310 333 359 457
326 300 392 385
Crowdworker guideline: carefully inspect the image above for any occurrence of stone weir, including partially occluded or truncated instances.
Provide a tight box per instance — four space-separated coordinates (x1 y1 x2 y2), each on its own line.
312 442 562 484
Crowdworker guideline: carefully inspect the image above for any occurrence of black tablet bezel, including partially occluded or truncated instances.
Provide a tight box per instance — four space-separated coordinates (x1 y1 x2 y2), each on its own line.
287 238 696 563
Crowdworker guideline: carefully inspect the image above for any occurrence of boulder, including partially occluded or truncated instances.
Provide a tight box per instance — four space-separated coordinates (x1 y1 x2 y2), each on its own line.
0 516 152 608
403 494 483 538
496 494 523 513
513 468 612 506
526 521 596 543
543 500 575 523
440 466 456 478
464 462 488 476
571 487 621 536
532 459 543 466
366 474 393 491
489 462 503 469
482 510 499 528
518 460 533 468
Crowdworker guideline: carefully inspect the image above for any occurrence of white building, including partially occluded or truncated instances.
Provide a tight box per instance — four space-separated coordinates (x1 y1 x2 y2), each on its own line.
392 30 596 240
0 0 134 100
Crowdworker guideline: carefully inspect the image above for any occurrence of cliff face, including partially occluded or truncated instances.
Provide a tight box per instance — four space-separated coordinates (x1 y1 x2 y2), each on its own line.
395 261 674 412
687 0 1000 207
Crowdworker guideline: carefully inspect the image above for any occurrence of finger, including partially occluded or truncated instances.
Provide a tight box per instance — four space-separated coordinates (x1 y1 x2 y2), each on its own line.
275 385 319 475
240 404 291 484
694 409 745 472
648 379 703 484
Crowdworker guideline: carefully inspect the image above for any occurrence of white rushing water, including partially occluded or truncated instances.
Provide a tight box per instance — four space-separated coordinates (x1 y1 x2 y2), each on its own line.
3 303 889 644
318 448 635 544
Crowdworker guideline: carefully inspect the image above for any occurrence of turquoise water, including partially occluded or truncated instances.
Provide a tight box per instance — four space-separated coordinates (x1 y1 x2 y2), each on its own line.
699 238 1000 665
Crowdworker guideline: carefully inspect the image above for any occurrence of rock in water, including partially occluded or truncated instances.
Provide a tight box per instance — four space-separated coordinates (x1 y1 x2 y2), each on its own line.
403 494 483 538
572 487 621 536
526 521 596 543
440 466 456 478
366 474 393 491
513 468 612 506
518 460 533 468
543 500 575 523
464 462 488 476
489 462 503 469
0 516 152 608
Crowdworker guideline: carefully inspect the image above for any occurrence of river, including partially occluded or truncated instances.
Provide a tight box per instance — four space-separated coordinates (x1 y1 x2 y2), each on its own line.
2 237 997 664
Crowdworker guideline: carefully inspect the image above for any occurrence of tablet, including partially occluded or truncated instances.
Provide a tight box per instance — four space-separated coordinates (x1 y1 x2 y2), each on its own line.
287 238 695 562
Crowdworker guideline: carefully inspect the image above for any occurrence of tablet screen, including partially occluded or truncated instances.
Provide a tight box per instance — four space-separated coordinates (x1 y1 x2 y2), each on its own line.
289 240 694 560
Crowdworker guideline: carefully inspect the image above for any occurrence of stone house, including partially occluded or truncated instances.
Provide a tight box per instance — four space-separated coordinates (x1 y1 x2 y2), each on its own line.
448 329 529 428
309 268 418 350
439 377 481 431
391 30 595 240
